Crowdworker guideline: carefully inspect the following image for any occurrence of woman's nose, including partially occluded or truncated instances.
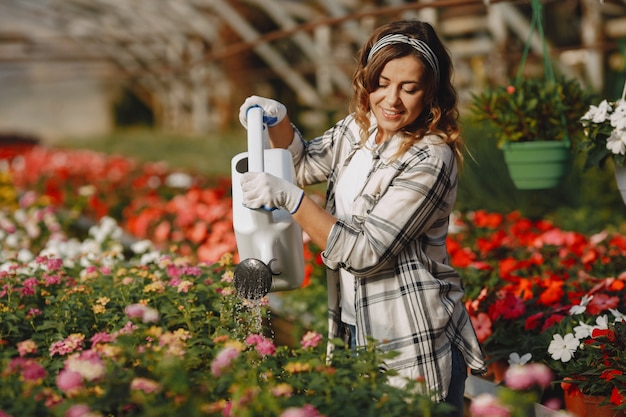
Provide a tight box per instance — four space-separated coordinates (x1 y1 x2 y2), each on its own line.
385 87 401 105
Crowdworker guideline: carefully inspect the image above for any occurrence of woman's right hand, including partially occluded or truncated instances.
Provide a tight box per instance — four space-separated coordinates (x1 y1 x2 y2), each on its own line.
238 95 287 128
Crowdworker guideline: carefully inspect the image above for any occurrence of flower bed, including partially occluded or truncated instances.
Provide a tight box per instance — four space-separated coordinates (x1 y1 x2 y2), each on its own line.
447 210 626 411
0 206 448 417
3 144 626 415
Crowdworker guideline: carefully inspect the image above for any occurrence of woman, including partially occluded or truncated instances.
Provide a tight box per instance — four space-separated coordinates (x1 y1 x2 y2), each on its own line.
238 19 486 416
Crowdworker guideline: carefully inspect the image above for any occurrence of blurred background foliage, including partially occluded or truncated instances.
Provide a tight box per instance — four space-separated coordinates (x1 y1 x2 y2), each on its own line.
56 113 626 237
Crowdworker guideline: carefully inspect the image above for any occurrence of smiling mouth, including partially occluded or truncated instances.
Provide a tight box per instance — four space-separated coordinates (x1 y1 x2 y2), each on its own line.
382 108 403 117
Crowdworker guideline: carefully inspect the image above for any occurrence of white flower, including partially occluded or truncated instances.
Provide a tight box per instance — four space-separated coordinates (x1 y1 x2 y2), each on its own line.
165 172 193 188
610 308 626 321
593 314 609 330
548 333 579 362
574 322 593 339
610 99 626 130
140 251 161 265
131 239 154 254
17 248 34 263
508 352 532 365
581 99 612 124
606 130 626 155
569 295 593 315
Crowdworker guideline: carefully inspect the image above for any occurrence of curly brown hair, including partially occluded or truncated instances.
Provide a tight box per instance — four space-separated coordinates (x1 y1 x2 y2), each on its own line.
349 20 463 164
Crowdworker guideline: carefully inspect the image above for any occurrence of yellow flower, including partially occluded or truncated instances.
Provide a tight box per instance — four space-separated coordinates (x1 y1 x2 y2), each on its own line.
284 362 312 373
219 253 234 267
224 340 245 352
143 281 165 293
146 326 163 338
96 297 110 306
92 304 106 314
272 383 293 397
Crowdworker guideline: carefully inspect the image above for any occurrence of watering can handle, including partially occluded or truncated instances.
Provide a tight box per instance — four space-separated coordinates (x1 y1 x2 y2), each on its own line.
247 106 266 173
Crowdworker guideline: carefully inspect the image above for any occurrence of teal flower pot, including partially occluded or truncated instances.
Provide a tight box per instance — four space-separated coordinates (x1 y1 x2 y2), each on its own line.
501 141 571 190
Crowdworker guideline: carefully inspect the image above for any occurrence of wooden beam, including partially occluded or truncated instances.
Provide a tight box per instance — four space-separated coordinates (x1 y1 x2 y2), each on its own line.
198 0 322 107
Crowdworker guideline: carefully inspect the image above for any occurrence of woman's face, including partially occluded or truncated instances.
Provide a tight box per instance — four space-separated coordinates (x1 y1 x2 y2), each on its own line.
368 55 427 143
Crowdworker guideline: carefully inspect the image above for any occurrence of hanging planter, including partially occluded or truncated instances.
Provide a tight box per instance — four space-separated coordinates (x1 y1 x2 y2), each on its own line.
502 140 571 190
470 0 591 190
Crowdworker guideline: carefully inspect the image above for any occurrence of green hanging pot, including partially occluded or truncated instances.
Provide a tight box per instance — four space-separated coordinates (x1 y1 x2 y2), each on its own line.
501 140 571 190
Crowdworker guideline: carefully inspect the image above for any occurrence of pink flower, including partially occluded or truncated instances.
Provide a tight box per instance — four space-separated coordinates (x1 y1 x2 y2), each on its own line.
124 303 160 323
56 370 83 393
528 363 553 389
7 357 46 382
44 274 61 286
130 377 161 394
90 331 116 346
65 404 92 417
65 350 106 381
245 334 276 356
211 347 240 376
280 404 325 417
469 393 511 417
49 334 85 356
255 338 276 356
117 321 138 335
470 312 492 343
26 308 42 319
504 363 553 390
45 258 63 271
124 303 146 318
245 334 265 345
300 331 322 349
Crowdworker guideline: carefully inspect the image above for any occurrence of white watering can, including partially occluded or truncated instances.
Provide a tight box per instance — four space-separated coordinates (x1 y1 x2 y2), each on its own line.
231 106 305 299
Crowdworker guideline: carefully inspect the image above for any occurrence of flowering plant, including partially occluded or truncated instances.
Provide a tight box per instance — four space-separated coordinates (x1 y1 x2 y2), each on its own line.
448 210 626 368
469 362 555 417
0 207 446 417
544 287 626 410
469 76 590 147
578 84 626 170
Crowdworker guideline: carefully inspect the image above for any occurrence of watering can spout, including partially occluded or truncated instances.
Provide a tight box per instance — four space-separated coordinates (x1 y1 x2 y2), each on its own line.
231 106 305 300
233 258 273 300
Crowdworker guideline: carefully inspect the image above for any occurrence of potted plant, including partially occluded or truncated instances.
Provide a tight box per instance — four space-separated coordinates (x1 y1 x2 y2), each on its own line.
469 76 591 190
544 300 626 416
578 83 626 204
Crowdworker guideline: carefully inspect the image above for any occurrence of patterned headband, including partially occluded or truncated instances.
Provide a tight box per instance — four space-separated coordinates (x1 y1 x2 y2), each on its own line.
366 33 440 83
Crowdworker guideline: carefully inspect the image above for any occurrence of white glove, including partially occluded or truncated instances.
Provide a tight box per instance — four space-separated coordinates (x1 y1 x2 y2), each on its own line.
240 172 304 214
239 95 287 128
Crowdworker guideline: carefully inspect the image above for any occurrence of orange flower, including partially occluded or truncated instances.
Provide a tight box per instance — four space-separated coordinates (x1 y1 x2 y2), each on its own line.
538 280 564 306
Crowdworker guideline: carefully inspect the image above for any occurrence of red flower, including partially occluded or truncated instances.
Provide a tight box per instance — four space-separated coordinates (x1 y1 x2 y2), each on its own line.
489 292 526 320
610 386 625 406
473 210 503 228
591 328 615 342
587 293 620 315
600 369 622 381
542 313 566 332
524 312 544 331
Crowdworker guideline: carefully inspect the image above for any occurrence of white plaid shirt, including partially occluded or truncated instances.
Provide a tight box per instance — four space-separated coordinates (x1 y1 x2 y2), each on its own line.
287 113 487 401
